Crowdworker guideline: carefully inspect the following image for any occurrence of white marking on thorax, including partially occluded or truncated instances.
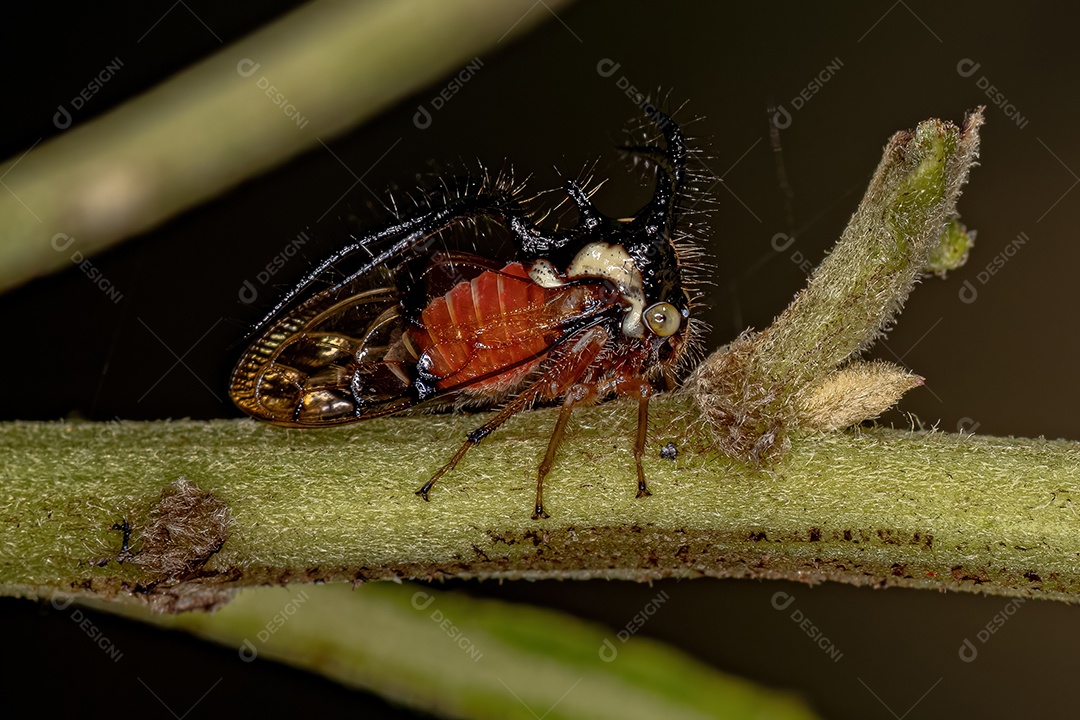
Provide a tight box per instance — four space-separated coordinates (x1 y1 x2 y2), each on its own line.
528 258 563 288
528 242 646 338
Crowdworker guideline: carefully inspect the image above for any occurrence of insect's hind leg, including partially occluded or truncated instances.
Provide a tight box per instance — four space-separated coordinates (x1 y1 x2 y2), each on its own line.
415 440 474 501
418 325 609 512
415 384 545 502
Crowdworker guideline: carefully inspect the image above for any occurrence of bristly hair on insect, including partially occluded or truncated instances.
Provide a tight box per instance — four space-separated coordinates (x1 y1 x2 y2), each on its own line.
230 105 712 519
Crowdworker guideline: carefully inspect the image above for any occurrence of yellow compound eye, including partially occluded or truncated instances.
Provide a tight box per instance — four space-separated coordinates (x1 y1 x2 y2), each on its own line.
644 302 681 337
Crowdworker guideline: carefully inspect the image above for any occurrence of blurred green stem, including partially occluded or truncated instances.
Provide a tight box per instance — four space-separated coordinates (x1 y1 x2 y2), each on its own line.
96 582 821 720
0 0 576 293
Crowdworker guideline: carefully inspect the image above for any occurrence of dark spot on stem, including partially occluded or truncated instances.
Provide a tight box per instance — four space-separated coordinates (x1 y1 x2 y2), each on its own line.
522 530 546 547
877 529 899 545
124 476 232 581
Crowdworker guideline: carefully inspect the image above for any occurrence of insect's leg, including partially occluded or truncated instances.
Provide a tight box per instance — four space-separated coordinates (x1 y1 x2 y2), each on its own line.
418 326 609 509
616 377 654 498
564 180 604 230
415 384 545 501
528 327 610 518
415 441 473 501
533 383 596 519
634 389 653 498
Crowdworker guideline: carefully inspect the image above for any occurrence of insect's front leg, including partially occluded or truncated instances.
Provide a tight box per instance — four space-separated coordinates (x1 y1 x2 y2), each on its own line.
527 326 611 518
614 376 654 499
532 382 597 519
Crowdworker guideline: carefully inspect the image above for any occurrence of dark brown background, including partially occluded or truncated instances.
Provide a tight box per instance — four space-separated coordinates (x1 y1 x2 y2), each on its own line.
2 2 1076 717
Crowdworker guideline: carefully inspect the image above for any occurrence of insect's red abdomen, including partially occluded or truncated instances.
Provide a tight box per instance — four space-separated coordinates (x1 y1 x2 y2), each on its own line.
413 263 564 391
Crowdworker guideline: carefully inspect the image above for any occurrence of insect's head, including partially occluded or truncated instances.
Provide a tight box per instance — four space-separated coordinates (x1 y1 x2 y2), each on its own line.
528 109 698 368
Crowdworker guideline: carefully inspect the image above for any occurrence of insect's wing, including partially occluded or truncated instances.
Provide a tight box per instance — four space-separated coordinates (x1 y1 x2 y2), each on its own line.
231 249 622 427
248 194 517 338
230 274 414 426
231 206 511 426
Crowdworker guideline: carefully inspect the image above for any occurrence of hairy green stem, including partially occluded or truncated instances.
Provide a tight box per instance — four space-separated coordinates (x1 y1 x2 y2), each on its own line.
760 113 976 378
689 109 984 463
3 395 1080 611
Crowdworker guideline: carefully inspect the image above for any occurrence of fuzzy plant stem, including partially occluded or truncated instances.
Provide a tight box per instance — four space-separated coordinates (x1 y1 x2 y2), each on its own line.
3 395 1080 612
3 108 1055 614
690 109 985 463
